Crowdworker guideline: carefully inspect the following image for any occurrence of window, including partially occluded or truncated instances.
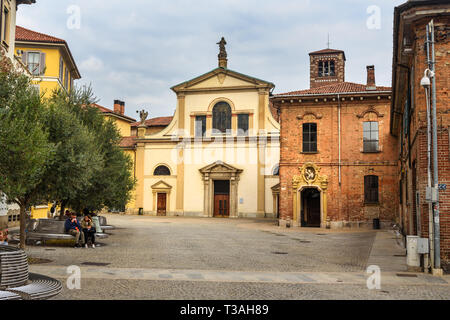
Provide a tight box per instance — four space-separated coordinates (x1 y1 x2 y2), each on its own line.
363 121 379 152
2 7 9 45
237 114 249 136
59 57 64 83
318 60 335 77
195 115 206 137
154 165 171 176
27 52 41 75
364 175 379 203
212 101 231 134
303 123 317 152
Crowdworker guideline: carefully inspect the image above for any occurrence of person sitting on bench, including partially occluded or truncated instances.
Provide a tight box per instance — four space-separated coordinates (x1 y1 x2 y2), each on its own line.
64 213 84 248
81 215 96 249
0 229 8 246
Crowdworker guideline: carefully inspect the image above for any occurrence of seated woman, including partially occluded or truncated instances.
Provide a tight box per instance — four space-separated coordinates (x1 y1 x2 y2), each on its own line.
0 229 8 246
81 215 96 249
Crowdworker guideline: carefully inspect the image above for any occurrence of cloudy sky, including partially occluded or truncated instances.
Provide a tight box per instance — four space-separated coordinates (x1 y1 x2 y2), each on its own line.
17 0 405 119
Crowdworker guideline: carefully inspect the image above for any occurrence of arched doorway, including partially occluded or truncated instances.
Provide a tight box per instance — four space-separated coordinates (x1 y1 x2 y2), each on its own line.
301 188 321 227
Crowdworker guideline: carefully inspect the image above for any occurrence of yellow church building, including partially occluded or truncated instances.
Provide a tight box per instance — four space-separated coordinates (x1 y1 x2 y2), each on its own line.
122 38 281 218
15 26 81 96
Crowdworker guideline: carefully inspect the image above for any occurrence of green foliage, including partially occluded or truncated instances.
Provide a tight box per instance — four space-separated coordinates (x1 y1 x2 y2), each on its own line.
66 95 136 212
48 86 136 213
36 89 103 207
0 57 54 206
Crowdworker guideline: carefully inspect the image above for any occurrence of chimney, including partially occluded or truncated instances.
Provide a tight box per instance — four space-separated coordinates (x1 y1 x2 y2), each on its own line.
120 101 125 115
366 65 376 90
114 100 122 114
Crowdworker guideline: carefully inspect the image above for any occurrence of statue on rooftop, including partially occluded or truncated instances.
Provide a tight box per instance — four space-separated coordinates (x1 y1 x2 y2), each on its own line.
137 109 148 126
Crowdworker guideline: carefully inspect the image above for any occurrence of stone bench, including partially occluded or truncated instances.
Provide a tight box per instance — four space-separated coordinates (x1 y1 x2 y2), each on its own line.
26 219 108 244
0 245 61 300
98 216 115 231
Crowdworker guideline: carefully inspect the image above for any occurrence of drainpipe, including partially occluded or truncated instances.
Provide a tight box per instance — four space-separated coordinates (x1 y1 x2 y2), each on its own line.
338 94 341 186
424 24 434 271
424 76 434 271
429 20 441 270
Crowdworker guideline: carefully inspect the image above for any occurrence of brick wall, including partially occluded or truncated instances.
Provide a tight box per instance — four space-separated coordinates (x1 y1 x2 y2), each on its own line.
396 14 450 263
278 96 397 227
310 52 345 89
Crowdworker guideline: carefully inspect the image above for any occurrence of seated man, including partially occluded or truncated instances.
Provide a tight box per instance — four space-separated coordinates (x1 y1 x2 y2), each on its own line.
64 213 84 248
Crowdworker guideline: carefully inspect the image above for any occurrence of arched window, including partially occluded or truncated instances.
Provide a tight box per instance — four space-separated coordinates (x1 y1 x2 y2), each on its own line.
273 165 280 176
212 101 232 134
154 165 171 176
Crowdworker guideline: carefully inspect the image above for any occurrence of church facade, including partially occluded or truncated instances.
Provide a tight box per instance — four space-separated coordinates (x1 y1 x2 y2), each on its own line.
123 39 280 218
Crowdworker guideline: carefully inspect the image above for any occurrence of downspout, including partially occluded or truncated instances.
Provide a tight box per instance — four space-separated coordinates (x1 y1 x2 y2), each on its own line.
430 20 441 270
338 94 341 186
425 24 434 270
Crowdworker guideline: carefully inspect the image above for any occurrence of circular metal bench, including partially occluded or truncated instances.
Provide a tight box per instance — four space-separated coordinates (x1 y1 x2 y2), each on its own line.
0 246 61 300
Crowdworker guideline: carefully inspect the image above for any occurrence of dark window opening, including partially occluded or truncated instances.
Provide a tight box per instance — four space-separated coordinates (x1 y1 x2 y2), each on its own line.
212 102 232 134
154 165 171 176
195 115 206 137
318 60 335 77
214 180 230 195
365 175 379 204
363 121 379 152
237 114 249 136
303 123 317 152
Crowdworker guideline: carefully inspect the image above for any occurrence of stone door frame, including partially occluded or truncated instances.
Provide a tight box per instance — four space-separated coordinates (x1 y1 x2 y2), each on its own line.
199 161 243 218
292 162 328 228
151 181 172 214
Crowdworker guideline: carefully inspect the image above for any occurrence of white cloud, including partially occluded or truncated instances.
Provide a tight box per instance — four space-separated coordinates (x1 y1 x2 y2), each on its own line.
80 56 104 72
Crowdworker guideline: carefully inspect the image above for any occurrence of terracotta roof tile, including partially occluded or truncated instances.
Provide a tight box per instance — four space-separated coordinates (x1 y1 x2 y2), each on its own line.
92 104 136 123
119 136 136 149
15 26 65 43
131 116 173 127
275 82 391 97
309 48 345 55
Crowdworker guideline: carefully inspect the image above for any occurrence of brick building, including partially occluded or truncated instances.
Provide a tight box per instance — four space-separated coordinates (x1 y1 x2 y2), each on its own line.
271 49 397 229
391 0 450 268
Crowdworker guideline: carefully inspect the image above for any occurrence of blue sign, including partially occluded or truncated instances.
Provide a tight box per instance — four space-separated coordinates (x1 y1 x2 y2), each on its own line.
439 184 447 191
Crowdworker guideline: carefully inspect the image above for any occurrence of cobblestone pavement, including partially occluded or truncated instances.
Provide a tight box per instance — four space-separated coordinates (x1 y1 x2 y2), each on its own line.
24 215 450 300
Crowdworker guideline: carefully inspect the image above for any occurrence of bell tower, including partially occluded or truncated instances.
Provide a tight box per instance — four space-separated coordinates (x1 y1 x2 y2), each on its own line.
309 48 346 88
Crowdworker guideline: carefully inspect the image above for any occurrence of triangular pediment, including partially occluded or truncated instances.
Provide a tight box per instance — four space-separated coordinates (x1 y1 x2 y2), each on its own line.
151 180 172 190
171 68 274 93
199 161 243 174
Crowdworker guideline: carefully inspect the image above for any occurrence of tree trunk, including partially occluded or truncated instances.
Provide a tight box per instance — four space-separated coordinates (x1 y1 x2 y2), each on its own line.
59 200 66 221
19 204 26 249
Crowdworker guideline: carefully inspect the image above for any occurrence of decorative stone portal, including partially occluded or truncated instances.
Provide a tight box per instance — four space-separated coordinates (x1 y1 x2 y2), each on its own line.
151 181 172 215
292 162 328 228
199 161 243 218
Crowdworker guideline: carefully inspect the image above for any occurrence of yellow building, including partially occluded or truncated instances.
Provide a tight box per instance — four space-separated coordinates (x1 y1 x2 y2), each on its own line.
122 38 280 218
15 26 81 96
94 100 136 137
